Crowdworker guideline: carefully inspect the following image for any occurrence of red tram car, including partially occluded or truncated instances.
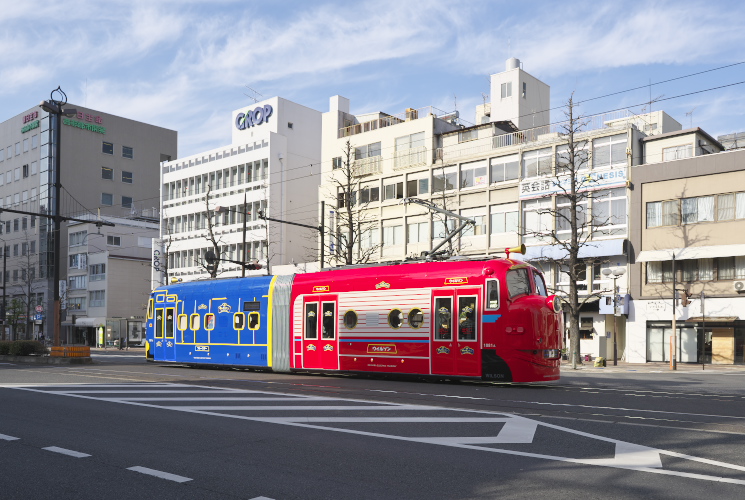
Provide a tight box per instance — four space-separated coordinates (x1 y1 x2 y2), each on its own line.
288 257 562 382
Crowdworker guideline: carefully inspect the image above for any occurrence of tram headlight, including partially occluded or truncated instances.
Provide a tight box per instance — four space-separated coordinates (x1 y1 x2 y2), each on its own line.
547 295 562 313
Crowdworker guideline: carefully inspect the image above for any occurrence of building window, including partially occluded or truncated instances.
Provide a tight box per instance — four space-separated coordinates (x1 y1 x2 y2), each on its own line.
287 122 293 129
359 225 379 249
432 166 457 192
646 200 680 228
32 135 38 149
592 134 627 169
13 219 19 232
383 179 404 201
332 156 342 169
460 160 488 188
15 142 20 156
382 225 404 246
89 290 105 307
21 217 27 230
556 196 587 240
101 193 113 205
122 196 133 209
107 235 121 246
490 209 519 234
23 138 29 152
31 161 37 175
30 241 35 254
122 171 133 183
663 144 693 162
522 148 552 178
354 142 381 159
359 183 380 203
681 196 715 224
90 263 106 281
102 167 113 180
458 129 478 143
395 132 425 151
102 142 114 155
646 261 673 283
490 155 519 183
433 218 456 240
522 198 552 243
556 144 590 173
407 221 429 244
592 188 627 236
462 213 487 237
70 231 87 247
69 253 87 269
22 164 28 178
69 275 87 289
501 81 512 99
14 168 20 181
522 82 527 98
13 270 18 282
122 146 133 159
68 297 86 311
13 244 18 256
406 177 428 197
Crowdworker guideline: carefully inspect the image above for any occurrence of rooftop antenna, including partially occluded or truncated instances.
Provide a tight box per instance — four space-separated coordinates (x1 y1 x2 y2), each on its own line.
244 86 263 103
685 107 698 128
481 92 489 108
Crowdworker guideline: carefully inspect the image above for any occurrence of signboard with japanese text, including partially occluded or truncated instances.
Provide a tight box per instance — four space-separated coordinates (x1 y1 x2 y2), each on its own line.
518 168 627 200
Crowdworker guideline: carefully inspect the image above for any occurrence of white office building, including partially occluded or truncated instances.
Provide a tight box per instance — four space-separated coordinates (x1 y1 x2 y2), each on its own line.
156 97 321 285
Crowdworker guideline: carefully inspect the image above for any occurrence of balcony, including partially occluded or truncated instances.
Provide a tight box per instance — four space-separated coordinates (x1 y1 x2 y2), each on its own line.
337 106 451 139
355 156 382 176
393 146 427 171
437 109 635 163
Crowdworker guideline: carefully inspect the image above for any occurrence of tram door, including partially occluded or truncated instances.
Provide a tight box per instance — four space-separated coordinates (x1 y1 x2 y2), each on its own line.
431 288 481 377
301 295 339 370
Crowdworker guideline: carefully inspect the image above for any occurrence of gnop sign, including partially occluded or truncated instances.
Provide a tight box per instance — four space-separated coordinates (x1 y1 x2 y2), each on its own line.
235 104 273 130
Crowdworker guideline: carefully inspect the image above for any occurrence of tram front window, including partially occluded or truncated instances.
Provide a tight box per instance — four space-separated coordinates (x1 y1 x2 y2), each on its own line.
458 297 476 340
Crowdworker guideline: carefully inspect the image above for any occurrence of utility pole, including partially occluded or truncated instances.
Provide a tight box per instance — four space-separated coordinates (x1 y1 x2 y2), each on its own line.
671 253 677 371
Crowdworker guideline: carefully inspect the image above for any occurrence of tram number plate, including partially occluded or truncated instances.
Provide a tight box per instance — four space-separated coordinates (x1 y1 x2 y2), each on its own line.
195 345 210 352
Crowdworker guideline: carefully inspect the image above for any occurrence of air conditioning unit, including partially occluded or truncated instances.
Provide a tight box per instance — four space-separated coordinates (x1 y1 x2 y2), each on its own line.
735 281 745 293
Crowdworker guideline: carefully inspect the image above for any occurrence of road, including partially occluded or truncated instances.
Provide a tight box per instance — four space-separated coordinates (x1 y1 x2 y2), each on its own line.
1 351 744 499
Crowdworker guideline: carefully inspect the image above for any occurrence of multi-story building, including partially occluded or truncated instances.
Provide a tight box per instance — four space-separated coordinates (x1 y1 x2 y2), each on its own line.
629 141 744 365
319 58 701 363
0 104 176 340
64 216 159 347
157 97 321 285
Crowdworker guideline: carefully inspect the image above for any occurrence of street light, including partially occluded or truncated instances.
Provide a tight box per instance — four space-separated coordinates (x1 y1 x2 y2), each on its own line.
602 266 626 366
39 87 77 347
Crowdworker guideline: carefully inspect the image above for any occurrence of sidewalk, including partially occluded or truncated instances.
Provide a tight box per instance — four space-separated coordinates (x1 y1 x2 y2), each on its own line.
561 359 745 373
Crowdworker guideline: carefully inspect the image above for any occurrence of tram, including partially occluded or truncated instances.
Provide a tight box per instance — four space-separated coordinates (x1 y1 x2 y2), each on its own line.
145 254 563 382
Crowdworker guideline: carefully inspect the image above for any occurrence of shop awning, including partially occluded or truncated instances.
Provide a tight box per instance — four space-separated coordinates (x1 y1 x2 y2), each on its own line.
686 316 739 322
636 244 745 262
74 317 106 327
524 239 626 261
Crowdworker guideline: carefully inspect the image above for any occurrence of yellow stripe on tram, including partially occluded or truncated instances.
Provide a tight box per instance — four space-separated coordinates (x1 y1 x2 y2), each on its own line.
266 275 278 368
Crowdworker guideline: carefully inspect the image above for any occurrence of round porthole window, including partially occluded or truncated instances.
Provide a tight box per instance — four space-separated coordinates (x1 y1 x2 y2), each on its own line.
344 310 358 329
388 309 403 329
408 309 424 329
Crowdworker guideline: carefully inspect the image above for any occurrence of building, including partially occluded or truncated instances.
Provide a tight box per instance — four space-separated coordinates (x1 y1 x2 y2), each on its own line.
0 104 176 340
64 216 159 347
156 97 321 286
319 58 695 361
629 141 745 365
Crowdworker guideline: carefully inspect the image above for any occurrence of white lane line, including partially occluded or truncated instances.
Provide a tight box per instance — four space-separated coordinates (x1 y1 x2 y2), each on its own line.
0 433 20 441
249 497 275 500
256 417 509 423
127 466 192 483
503 399 745 420
160 405 432 411
43 446 91 458
57 389 245 394
105 397 328 402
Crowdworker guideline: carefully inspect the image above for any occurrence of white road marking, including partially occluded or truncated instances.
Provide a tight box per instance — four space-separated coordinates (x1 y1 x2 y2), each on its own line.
127 466 192 483
248 497 275 500
43 446 91 458
503 399 745 420
0 433 20 441
13 383 745 485
59 389 245 394
104 396 327 402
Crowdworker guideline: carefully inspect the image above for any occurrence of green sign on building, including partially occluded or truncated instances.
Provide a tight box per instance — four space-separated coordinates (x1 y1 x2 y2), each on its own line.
21 120 39 133
63 118 106 134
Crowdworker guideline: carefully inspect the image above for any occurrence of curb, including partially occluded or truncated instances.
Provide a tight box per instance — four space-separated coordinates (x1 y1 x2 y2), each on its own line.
0 354 93 365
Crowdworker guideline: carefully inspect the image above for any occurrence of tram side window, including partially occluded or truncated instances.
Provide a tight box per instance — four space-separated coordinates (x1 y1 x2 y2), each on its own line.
344 310 358 329
534 272 548 296
485 279 499 310
248 312 260 330
305 303 318 339
147 299 154 319
458 297 477 340
388 309 403 329
165 308 175 338
177 314 188 330
155 308 164 338
322 302 336 339
507 268 531 298
190 314 200 330
204 313 216 330
234 313 245 330
434 297 452 340
408 308 424 328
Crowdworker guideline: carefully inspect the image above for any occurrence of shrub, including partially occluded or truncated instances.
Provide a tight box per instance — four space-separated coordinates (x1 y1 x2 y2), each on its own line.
8 340 45 356
0 341 10 355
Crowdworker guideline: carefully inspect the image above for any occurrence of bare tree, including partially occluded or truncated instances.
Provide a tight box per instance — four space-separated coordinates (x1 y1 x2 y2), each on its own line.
201 185 225 278
17 236 43 340
522 96 615 368
327 140 382 266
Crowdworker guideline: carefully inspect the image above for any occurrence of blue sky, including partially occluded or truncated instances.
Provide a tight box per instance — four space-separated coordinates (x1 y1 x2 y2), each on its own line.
3 0 744 157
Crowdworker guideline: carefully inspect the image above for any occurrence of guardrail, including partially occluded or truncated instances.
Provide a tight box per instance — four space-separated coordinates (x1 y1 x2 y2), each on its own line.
50 346 91 357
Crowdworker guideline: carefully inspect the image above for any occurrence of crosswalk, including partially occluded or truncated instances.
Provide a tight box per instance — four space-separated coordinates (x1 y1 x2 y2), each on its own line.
10 382 745 486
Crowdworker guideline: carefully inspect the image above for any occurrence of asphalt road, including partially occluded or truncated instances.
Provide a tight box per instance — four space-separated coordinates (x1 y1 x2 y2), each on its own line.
1 352 744 499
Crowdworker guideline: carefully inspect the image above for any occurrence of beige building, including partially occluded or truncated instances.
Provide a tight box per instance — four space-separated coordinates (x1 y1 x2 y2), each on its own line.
629 142 745 365
64 216 158 346
0 104 176 340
